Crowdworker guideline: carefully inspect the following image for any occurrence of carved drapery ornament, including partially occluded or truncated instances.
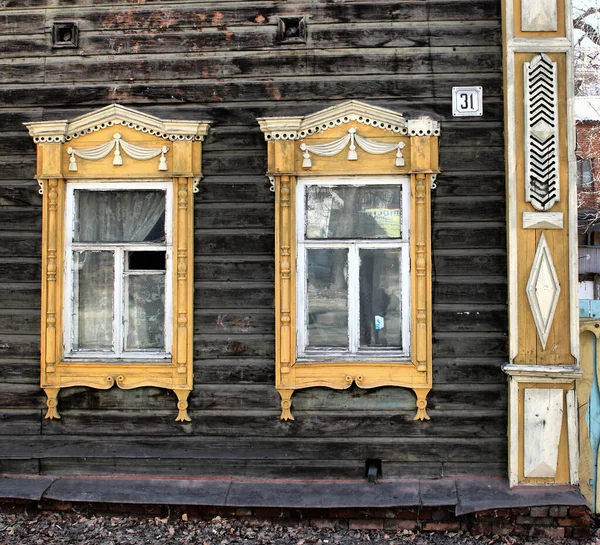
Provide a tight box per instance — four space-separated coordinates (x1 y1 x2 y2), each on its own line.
67 132 169 172
258 101 439 421
25 105 210 422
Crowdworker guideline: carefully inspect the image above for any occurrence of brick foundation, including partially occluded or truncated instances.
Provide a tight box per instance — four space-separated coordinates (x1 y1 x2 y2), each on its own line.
0 500 591 538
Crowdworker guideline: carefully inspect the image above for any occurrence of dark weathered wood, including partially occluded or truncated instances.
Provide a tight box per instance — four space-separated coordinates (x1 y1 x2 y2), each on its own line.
0 260 41 281
195 178 274 202
196 203 273 229
194 359 275 384
0 334 40 358
41 409 506 438
0 434 507 462
195 334 274 359
2 23 502 59
195 256 273 282
195 284 273 309
434 251 506 276
433 199 505 222
0 409 41 435
433 306 507 332
194 233 274 255
195 310 274 335
0 284 41 309
433 333 507 358
38 456 367 479
0 209 41 231
434 278 507 304
0 309 40 334
0 357 40 384
0 75 504 109
0 0 510 483
432 173 505 197
0 459 40 475
0 185 42 207
12 1 500 36
433 358 506 384
433 224 506 249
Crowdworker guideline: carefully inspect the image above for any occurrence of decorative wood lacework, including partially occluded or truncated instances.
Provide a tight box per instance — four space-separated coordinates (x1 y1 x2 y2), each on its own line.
300 128 406 168
27 105 207 423
524 54 559 211
526 233 561 349
67 133 169 172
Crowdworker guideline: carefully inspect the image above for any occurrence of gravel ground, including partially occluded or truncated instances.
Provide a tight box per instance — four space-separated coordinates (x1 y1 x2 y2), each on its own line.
0 508 598 545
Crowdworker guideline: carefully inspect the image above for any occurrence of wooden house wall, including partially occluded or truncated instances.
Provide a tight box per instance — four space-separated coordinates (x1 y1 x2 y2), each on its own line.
0 1 507 480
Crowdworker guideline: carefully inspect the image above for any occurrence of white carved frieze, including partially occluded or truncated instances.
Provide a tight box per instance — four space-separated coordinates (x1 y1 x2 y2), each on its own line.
299 128 406 168
66 133 169 172
526 233 561 349
524 54 559 211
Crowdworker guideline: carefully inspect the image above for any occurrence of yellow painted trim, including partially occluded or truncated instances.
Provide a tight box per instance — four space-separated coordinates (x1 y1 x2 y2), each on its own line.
513 52 574 366
267 118 438 421
32 111 208 422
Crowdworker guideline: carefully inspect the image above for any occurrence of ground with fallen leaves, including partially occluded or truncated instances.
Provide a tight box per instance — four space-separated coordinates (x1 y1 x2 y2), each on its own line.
0 509 597 545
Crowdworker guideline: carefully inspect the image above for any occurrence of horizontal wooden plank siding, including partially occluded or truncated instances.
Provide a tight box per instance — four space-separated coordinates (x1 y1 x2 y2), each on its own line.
0 0 507 483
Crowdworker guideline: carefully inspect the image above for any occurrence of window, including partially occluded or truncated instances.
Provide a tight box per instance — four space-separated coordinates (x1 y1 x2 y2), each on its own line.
258 101 439 422
297 177 411 360
25 105 210 422
578 158 594 188
64 182 172 360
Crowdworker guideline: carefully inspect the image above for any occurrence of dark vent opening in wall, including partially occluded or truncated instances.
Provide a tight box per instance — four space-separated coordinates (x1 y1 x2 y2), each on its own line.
365 459 382 483
52 22 79 48
276 16 308 44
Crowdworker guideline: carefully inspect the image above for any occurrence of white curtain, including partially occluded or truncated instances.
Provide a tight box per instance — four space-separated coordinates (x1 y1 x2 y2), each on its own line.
75 190 165 242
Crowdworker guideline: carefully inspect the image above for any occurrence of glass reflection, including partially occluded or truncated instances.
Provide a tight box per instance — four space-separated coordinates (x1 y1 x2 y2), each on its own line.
306 185 401 239
306 248 348 348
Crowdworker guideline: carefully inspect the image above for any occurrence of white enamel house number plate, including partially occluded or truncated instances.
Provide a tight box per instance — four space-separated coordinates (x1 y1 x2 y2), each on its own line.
452 87 483 117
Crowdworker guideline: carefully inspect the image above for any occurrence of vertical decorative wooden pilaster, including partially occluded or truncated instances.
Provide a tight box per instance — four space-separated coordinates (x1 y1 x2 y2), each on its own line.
503 0 579 485
176 177 189 377
414 173 428 373
44 179 60 376
279 175 292 373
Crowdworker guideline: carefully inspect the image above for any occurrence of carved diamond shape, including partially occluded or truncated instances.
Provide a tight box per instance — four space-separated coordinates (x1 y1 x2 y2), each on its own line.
531 120 554 143
526 233 561 349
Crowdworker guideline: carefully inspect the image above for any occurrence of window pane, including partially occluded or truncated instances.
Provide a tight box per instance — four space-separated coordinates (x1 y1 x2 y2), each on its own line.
359 249 402 349
73 251 114 351
74 190 166 243
127 251 166 271
306 185 401 239
126 274 165 351
306 248 348 348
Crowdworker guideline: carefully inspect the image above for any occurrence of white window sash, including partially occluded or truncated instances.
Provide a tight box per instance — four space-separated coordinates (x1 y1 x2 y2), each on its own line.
296 176 411 361
63 180 173 361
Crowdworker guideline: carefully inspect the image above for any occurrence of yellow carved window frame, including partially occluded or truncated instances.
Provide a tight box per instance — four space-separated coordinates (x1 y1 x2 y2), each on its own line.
258 101 439 421
25 105 210 421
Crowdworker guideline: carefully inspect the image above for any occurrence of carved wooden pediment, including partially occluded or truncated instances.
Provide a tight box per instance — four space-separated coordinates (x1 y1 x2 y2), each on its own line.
25 103 210 143
258 100 440 141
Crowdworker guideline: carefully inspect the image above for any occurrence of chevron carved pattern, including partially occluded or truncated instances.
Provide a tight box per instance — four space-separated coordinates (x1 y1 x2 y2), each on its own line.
524 54 559 212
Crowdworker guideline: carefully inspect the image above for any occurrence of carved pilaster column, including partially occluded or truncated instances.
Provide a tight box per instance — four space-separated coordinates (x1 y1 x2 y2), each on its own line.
176 177 190 376
414 173 428 373
278 175 295 376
